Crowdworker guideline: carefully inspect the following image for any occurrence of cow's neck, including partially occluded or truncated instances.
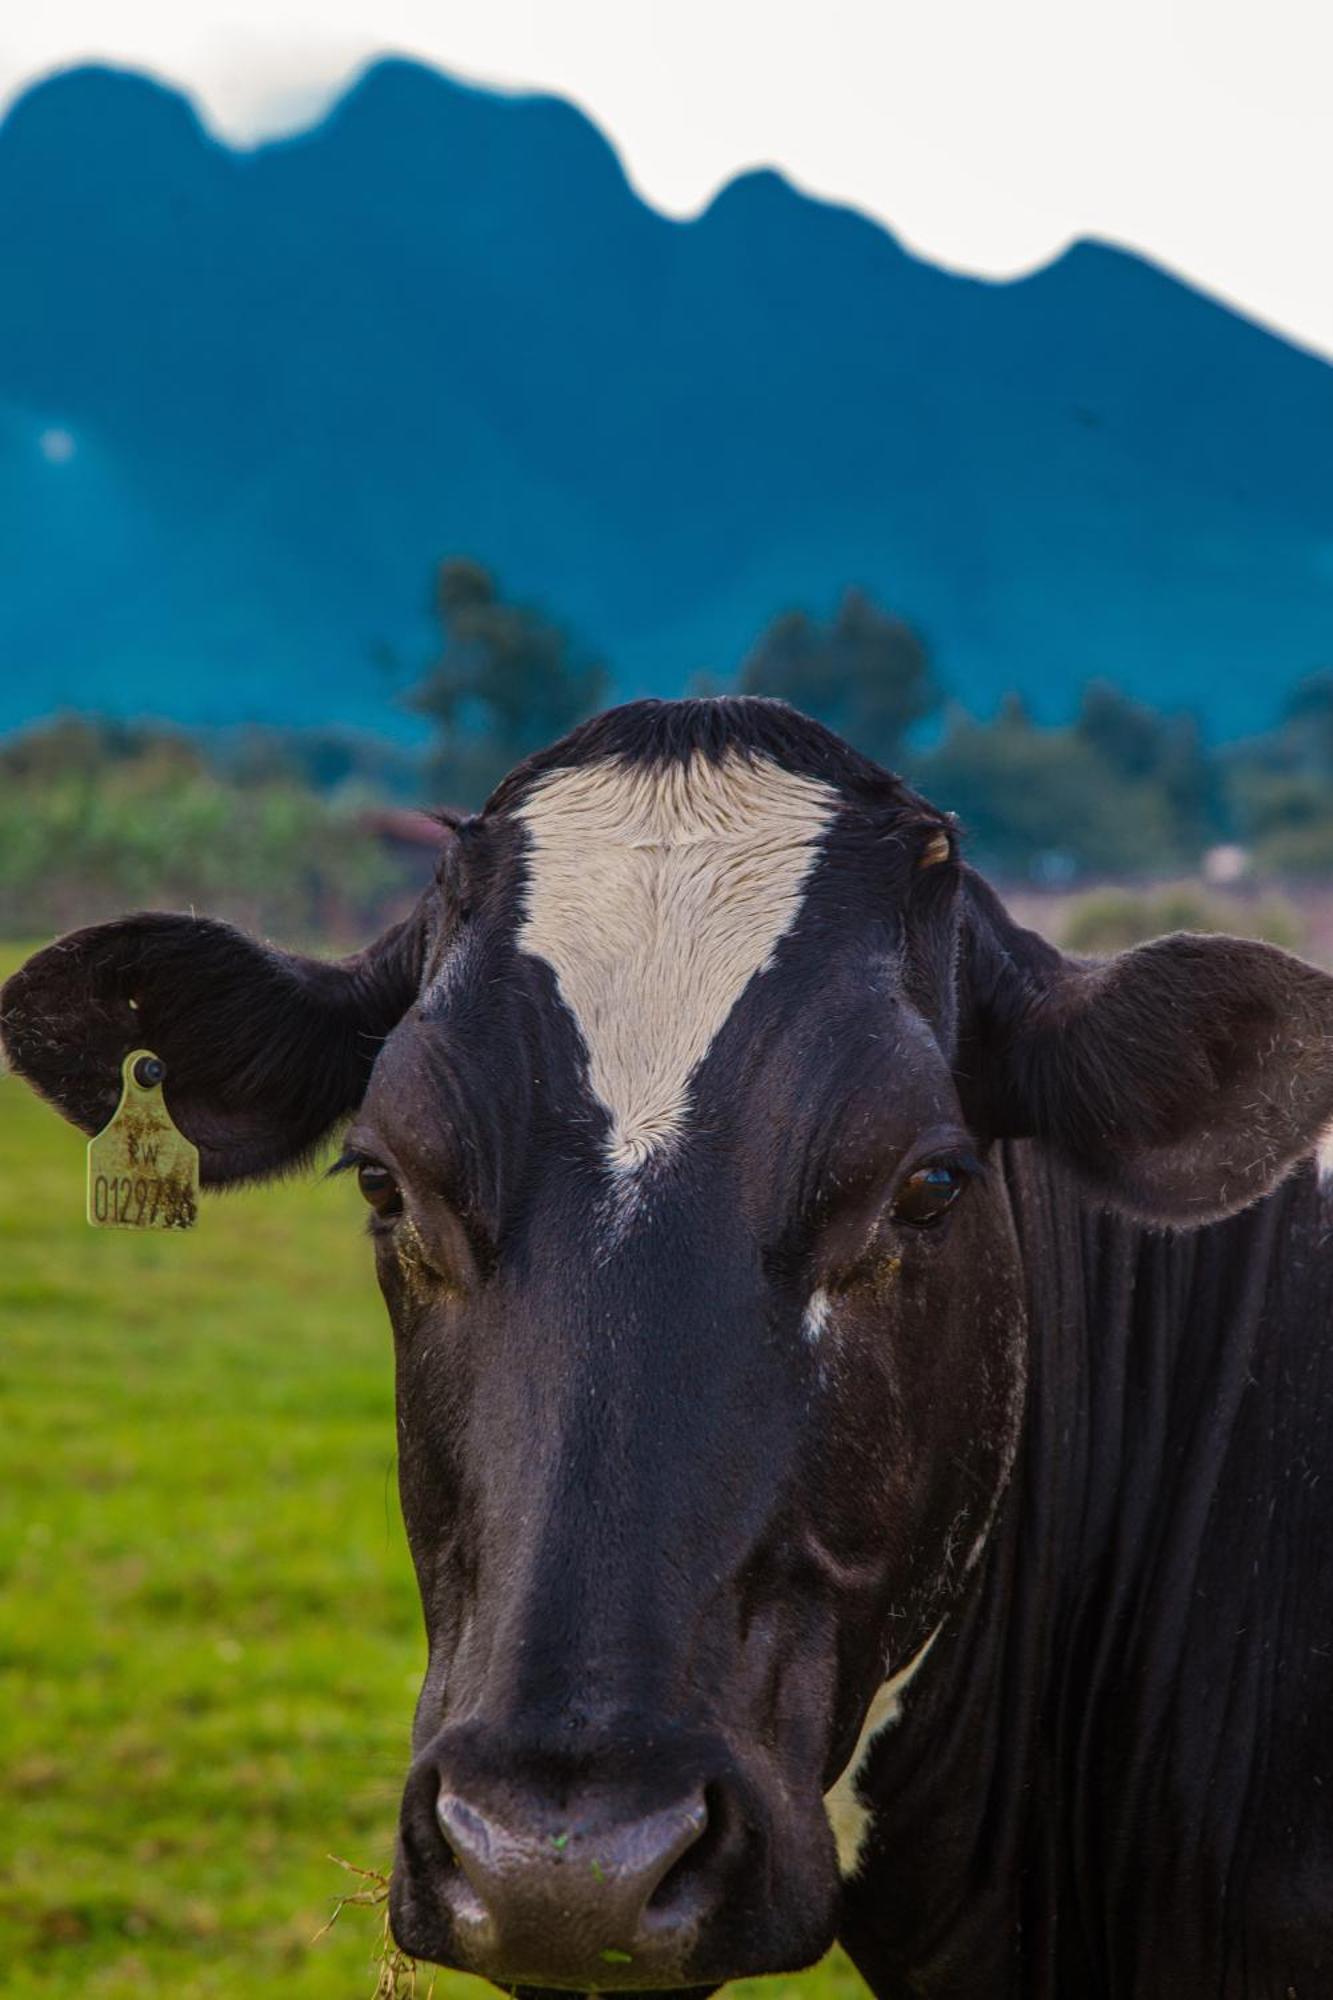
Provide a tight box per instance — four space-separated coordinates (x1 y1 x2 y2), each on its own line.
840 1142 1333 1999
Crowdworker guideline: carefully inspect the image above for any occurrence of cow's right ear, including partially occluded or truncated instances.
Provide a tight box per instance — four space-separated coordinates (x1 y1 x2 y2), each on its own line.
0 905 431 1185
957 870 1333 1225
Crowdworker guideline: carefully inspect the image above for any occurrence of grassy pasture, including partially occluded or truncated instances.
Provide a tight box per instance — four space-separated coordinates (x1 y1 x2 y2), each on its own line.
0 945 865 2000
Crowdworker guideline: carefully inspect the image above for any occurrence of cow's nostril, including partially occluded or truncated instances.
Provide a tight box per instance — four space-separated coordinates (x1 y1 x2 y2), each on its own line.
434 1789 481 1858
432 1793 487 1921
641 1793 710 1909
643 1782 721 1919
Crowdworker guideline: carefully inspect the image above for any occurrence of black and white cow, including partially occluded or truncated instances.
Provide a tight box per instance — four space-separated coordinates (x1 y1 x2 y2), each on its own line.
5 698 1333 1999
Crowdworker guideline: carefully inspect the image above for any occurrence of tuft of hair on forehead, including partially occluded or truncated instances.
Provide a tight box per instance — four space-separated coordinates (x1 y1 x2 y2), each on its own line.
485 695 928 818
513 744 842 1174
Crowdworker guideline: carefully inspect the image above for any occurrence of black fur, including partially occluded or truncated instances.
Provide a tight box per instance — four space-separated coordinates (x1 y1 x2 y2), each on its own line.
841 1147 1333 1999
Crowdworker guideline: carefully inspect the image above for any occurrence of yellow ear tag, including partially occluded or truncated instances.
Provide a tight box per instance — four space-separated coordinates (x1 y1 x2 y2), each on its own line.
87 1050 199 1231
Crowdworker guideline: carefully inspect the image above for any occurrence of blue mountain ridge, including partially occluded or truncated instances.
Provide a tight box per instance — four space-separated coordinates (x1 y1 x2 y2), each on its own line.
1 57 1330 739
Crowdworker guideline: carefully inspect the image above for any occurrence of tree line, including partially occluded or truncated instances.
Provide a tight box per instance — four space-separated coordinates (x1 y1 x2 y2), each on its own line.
2 556 1330 941
409 559 1333 881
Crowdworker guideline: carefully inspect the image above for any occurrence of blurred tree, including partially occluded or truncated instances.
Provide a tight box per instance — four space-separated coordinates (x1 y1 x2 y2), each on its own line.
202 724 420 799
917 695 1182 879
736 589 941 768
0 714 202 783
1074 681 1221 854
1285 669 1333 770
409 559 609 805
1225 669 1333 874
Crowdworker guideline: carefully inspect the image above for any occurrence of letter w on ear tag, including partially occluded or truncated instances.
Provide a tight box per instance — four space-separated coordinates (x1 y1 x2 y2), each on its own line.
87 1051 199 1231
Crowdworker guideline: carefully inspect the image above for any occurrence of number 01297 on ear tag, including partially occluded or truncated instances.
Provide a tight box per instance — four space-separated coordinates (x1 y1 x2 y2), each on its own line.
87 1050 199 1230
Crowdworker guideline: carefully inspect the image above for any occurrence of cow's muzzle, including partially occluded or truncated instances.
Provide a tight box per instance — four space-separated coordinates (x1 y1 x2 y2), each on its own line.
391 1721 835 1987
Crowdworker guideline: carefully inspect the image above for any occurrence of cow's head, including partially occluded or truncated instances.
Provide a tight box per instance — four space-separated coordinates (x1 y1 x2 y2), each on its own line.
7 699 1333 1992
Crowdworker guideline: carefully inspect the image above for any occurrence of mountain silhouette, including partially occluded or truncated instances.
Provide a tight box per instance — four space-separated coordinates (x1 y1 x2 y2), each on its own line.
1 58 1330 738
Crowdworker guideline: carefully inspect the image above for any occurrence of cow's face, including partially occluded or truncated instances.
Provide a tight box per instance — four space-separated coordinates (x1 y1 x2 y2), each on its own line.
8 699 1333 1994
351 744 1028 1985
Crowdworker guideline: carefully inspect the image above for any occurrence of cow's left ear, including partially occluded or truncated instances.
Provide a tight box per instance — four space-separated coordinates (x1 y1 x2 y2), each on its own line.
958 873 1333 1224
0 905 431 1186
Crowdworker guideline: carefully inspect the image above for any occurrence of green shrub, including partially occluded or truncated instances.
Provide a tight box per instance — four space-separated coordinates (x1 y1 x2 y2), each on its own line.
916 700 1187 880
1060 886 1305 956
0 765 411 942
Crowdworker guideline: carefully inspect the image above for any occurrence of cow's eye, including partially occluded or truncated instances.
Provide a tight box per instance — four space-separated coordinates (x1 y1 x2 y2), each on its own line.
357 1161 402 1218
890 1162 966 1228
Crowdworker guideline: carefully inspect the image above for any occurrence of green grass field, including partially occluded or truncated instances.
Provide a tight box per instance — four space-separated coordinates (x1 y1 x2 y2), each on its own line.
0 946 867 2000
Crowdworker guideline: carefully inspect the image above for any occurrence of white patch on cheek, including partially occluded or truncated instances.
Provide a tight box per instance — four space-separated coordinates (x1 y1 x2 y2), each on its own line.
801 1287 832 1346
515 750 838 1173
824 1623 943 1878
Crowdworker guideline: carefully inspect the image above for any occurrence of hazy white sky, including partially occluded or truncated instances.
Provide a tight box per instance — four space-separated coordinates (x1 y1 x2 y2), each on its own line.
4 0 1332 362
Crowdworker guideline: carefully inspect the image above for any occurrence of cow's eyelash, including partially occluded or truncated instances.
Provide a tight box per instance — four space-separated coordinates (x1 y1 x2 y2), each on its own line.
326 1146 378 1181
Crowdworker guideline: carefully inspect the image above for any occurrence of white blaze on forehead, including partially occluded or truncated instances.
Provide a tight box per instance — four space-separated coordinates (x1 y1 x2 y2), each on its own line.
515 750 839 1171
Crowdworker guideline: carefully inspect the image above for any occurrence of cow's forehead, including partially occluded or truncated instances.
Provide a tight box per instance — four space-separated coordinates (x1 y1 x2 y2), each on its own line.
512 750 841 1172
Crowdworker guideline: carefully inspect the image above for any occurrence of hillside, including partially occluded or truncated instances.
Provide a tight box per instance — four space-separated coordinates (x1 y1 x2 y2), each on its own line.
1 59 1330 737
